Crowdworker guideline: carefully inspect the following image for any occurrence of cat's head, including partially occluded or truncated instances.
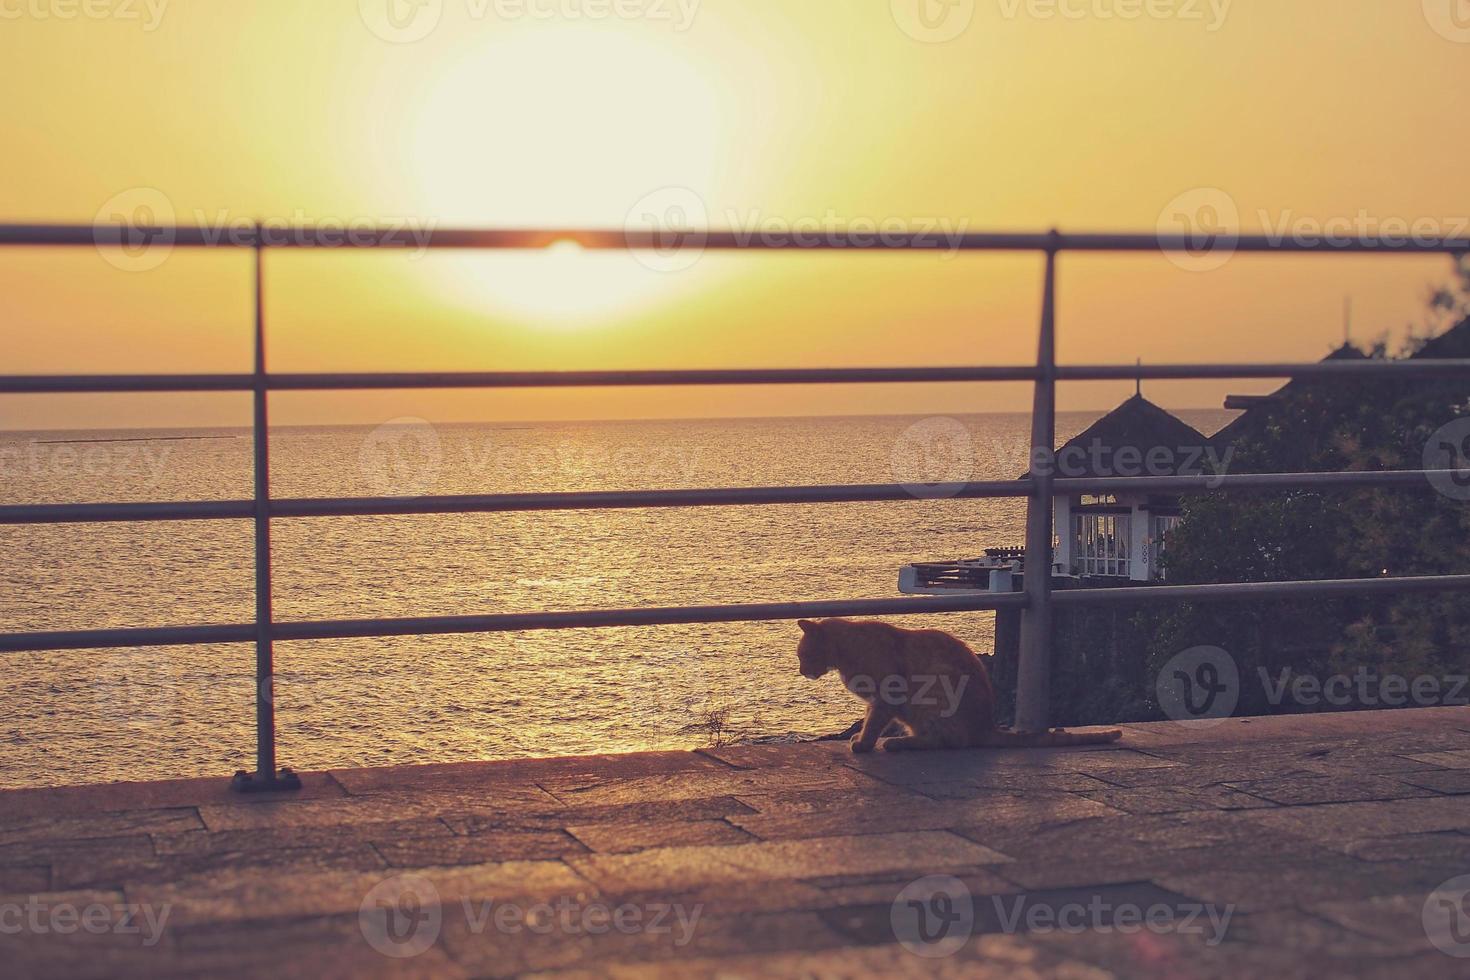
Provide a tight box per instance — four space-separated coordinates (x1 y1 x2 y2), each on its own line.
795 619 833 679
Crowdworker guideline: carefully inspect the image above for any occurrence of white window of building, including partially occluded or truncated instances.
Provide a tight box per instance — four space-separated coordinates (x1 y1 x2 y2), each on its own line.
1074 512 1131 578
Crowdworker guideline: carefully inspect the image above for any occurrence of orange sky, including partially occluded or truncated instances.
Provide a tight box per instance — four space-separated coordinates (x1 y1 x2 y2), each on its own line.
2 1 1468 429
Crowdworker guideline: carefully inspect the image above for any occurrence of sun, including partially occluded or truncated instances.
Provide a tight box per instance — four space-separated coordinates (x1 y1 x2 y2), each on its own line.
434 240 687 327
406 26 727 326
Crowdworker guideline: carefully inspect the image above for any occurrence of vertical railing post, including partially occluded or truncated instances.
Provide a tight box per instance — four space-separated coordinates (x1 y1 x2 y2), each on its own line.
232 231 300 792
1015 237 1059 733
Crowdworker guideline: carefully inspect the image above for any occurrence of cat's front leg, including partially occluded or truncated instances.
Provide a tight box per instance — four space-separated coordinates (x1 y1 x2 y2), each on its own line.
850 704 894 754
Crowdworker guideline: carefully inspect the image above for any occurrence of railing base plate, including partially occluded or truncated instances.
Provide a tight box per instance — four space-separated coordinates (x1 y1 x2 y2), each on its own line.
230 767 303 794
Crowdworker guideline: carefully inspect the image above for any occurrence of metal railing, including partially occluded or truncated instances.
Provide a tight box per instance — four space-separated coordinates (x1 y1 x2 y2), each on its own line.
3 224 1469 790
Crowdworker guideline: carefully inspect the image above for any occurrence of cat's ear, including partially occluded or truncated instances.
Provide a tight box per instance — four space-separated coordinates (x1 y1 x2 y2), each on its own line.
797 619 819 635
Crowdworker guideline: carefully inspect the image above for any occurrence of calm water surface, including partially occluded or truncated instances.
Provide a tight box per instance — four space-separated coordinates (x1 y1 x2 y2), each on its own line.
1 411 1228 787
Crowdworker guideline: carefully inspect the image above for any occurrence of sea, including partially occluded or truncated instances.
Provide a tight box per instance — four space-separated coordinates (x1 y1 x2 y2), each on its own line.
1 411 1230 788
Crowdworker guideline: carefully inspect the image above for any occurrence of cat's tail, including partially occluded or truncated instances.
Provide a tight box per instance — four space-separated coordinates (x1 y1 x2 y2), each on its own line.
982 727 1123 748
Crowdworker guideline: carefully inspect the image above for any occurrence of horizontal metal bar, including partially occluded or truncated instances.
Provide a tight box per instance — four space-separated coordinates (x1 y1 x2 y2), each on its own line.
6 470 1468 525
0 374 257 393
0 594 1026 653
2 225 1467 254
0 368 1035 393
1051 470 1470 495
0 500 255 524
6 359 1470 394
267 367 1043 390
1056 361 1470 381
9 572 1470 652
1052 574 1470 606
0 624 255 652
271 482 1034 518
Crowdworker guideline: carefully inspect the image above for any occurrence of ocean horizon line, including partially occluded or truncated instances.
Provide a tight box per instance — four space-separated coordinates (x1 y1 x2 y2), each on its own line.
0 405 1236 437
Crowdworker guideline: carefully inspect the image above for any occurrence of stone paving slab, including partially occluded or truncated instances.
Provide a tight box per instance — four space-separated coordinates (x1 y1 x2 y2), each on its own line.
373 830 588 867
910 772 1121 795
729 791 1122 842
1396 769 1470 794
451 795 756 835
519 932 1112 979
329 750 726 797
565 830 1010 892
839 744 1182 786
1077 784 1278 813
0 808 204 847
0 772 345 822
1221 773 1437 806
536 763 895 807
131 859 592 927
6 707 1470 977
565 817 756 854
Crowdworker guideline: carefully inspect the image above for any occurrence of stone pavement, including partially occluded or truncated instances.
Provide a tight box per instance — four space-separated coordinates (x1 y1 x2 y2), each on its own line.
4 707 1470 978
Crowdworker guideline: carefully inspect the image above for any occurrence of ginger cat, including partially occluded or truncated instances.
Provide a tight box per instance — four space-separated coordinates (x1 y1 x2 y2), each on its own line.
796 619 1123 753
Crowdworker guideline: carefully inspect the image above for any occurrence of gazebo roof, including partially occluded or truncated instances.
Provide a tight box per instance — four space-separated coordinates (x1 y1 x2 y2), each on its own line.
1024 394 1211 480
